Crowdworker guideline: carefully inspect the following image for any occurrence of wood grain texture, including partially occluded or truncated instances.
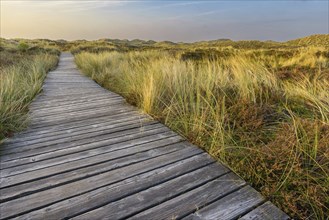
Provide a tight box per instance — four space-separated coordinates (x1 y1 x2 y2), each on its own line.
0 137 184 201
182 186 265 220
2 114 149 145
239 201 290 220
0 123 165 162
1 118 153 150
128 173 246 220
72 163 230 220
0 53 288 220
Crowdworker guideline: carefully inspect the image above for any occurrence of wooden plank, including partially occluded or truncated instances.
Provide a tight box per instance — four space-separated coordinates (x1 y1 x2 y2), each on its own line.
5 116 150 147
44 77 92 80
30 96 122 112
30 93 116 106
128 173 246 220
11 152 210 220
0 130 178 175
43 82 97 84
31 104 129 122
43 81 98 84
2 117 151 150
0 149 205 219
35 96 120 107
41 87 106 91
30 100 125 119
13 110 141 136
1 129 178 170
3 115 149 144
0 137 184 201
42 84 100 88
181 186 265 220
32 98 123 111
44 77 94 79
1 124 164 164
34 90 114 97
42 83 100 86
71 163 230 219
239 201 290 220
30 96 122 110
1 121 160 155
42 83 101 86
39 91 106 97
42 83 99 86
41 88 105 93
3 113 148 144
42 87 101 90
28 106 135 128
1 134 181 184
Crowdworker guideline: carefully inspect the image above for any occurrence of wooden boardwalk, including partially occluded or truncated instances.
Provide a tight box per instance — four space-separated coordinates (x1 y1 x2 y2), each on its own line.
0 53 289 220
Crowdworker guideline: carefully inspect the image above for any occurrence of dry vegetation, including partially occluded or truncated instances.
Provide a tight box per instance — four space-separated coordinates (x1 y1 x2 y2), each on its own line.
0 38 59 141
75 34 329 219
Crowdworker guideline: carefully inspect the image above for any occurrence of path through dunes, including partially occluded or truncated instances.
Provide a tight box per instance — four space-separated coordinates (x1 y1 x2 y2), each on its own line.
0 53 289 219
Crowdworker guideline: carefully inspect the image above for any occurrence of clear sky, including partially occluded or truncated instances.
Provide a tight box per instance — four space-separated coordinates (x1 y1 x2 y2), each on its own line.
1 0 328 42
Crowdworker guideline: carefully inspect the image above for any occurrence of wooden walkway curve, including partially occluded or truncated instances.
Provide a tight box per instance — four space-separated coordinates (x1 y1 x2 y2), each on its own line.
0 53 289 220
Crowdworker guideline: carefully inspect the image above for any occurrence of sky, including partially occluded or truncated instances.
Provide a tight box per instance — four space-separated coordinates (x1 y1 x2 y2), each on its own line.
0 0 328 42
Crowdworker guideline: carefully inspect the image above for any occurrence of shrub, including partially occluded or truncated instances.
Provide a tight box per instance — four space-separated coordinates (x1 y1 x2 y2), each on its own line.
17 41 29 52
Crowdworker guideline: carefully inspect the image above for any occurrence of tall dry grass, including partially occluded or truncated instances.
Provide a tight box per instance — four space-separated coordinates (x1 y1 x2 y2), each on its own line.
0 54 59 141
75 48 329 219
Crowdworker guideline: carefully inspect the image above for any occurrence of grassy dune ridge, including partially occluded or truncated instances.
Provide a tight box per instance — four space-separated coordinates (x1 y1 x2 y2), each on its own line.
0 39 60 141
75 47 329 219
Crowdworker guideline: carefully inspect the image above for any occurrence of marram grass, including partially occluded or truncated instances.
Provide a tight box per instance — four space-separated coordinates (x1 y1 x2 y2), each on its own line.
0 54 59 141
75 48 329 219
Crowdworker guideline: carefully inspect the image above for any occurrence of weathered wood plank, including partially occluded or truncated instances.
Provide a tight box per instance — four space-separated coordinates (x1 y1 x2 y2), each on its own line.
0 130 178 176
30 98 123 115
1 150 205 219
3 114 148 144
42 82 99 86
1 135 183 189
0 125 166 167
13 154 211 220
0 112 140 148
13 110 141 136
30 96 122 112
71 163 230 220
29 93 116 107
182 186 265 220
128 173 246 220
30 101 125 119
30 104 131 122
0 137 184 201
1 117 152 151
0 121 160 156
38 91 107 98
28 106 135 128
239 201 290 220
32 92 112 100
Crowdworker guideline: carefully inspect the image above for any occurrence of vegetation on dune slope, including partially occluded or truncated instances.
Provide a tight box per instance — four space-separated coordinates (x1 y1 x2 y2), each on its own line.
64 34 328 54
287 34 329 47
0 39 59 141
75 47 329 219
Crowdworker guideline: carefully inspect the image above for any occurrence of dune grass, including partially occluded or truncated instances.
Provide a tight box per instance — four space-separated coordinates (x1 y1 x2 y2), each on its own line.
0 52 59 141
75 48 328 219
